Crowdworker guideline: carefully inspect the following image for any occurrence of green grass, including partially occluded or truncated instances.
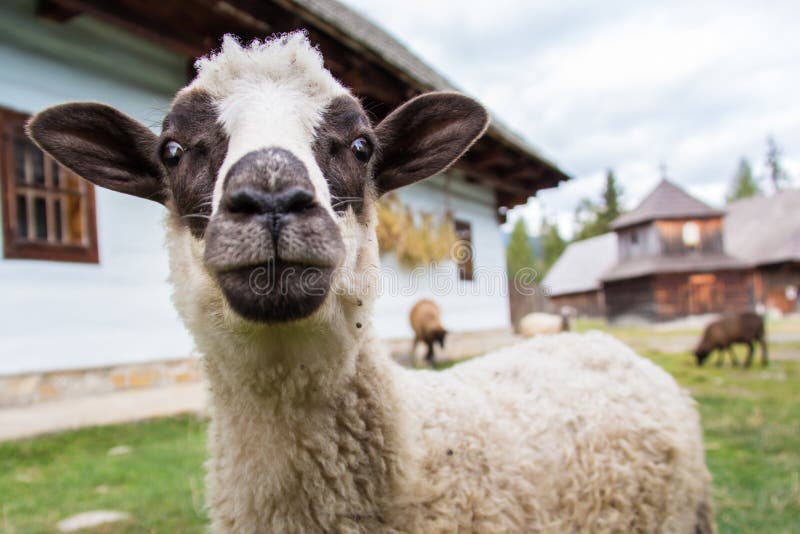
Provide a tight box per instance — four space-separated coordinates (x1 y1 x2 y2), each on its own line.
1 326 798 532
646 353 800 532
0 416 208 533
572 317 800 532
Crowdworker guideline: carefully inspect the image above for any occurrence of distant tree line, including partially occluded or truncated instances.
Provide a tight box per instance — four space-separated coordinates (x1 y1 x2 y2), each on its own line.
727 136 791 203
505 169 621 281
506 135 793 280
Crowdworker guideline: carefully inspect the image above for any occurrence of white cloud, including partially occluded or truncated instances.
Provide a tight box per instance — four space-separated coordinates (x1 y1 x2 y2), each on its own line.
342 0 800 238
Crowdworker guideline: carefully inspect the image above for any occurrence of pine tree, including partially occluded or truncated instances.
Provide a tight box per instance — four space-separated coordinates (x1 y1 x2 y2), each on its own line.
506 218 538 278
600 169 623 226
765 136 789 192
573 169 624 241
541 218 566 274
726 158 760 203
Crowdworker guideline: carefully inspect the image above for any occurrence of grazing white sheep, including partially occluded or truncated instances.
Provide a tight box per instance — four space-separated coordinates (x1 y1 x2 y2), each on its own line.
519 311 569 337
28 32 714 533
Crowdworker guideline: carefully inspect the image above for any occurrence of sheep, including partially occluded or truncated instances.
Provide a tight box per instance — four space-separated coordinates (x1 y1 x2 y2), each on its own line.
28 32 714 533
695 311 768 367
409 299 447 367
518 310 570 337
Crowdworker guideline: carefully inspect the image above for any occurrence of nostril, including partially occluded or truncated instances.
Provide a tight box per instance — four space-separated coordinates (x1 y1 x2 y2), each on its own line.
222 186 314 218
225 188 270 215
278 187 315 214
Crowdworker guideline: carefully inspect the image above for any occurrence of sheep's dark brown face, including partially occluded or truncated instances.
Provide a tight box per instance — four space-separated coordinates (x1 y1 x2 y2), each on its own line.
26 34 489 327
155 89 378 322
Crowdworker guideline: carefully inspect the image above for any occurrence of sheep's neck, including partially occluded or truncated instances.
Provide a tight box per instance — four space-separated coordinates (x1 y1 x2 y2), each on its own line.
202 327 411 530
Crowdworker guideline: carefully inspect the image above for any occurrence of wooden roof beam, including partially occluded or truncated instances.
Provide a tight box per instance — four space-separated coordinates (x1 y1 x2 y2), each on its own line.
45 0 208 56
455 165 537 198
35 0 80 22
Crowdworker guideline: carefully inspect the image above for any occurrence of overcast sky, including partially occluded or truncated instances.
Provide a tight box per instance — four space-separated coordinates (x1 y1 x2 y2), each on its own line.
341 0 799 238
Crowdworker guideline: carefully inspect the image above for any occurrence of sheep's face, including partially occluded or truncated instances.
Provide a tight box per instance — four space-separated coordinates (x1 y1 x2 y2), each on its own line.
27 33 488 330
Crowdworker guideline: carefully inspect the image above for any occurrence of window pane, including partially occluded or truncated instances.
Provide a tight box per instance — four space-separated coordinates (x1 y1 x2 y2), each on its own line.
454 220 474 281
65 195 84 243
32 149 45 185
64 173 82 192
14 138 27 184
16 195 28 238
51 161 61 188
54 199 63 242
34 197 47 240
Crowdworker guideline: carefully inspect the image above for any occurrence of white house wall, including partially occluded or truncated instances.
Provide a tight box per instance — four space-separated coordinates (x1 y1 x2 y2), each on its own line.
375 177 510 339
0 1 511 374
0 1 191 375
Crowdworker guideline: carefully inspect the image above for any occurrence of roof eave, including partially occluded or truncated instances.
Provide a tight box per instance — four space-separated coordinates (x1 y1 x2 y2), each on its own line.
280 0 570 195
610 212 725 231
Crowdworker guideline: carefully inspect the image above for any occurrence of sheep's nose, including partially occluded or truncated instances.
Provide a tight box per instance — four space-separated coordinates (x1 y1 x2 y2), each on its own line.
220 147 317 225
224 186 315 217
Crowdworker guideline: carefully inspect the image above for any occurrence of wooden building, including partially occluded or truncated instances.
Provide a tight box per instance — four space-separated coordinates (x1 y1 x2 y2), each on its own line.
725 189 800 314
542 232 617 317
544 181 799 320
601 180 750 320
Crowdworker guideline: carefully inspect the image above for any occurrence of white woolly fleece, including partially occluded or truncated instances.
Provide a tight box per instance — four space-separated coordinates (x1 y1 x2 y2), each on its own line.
191 32 345 102
195 326 713 532
389 331 712 532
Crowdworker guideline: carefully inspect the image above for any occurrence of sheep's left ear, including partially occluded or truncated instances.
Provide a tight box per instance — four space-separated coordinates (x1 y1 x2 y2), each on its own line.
374 92 489 194
27 103 166 204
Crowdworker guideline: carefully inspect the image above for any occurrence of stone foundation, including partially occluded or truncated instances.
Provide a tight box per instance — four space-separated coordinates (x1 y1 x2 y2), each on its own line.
0 358 201 408
0 329 523 408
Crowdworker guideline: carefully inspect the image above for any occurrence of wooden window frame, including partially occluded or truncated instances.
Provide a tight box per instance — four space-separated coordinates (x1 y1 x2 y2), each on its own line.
454 219 474 281
1 107 99 264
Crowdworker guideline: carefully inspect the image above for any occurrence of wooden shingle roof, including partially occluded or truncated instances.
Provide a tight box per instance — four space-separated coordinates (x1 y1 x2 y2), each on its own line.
600 254 747 282
610 179 723 230
543 233 618 296
725 189 800 266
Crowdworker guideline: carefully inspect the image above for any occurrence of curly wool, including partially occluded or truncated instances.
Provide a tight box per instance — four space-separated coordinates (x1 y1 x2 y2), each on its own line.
398 331 713 532
199 329 713 532
191 32 345 102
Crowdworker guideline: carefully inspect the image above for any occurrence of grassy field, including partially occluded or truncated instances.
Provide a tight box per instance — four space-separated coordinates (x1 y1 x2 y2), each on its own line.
1 322 798 532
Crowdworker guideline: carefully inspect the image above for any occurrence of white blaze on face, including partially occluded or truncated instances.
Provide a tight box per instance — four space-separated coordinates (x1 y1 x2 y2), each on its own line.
187 33 350 215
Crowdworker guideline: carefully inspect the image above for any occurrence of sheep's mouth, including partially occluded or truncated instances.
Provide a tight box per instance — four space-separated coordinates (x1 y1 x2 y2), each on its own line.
215 259 335 322
203 204 345 322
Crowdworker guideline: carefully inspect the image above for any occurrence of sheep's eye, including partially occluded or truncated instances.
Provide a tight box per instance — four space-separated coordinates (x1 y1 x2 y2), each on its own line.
350 137 372 163
161 140 184 167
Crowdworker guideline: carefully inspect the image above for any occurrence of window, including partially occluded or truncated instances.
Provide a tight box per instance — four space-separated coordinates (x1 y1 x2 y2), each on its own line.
454 219 474 281
682 221 700 248
1 108 98 263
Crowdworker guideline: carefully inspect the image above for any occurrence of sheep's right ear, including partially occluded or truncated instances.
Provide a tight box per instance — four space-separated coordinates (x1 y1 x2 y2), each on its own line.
374 92 489 194
27 103 166 204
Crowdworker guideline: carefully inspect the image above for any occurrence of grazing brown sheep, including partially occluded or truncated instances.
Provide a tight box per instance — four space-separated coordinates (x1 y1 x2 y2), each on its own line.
410 299 447 367
695 312 768 367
